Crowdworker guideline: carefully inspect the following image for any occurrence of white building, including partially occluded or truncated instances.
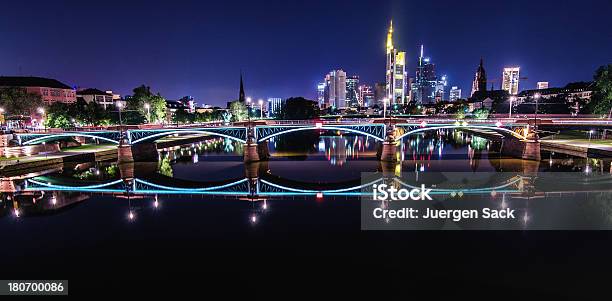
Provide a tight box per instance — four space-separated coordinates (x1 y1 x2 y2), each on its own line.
267 98 284 117
77 88 116 109
502 67 521 95
449 86 462 102
324 70 347 109
537 81 549 89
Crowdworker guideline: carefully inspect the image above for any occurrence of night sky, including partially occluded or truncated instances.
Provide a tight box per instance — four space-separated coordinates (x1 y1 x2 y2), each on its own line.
1 0 611 106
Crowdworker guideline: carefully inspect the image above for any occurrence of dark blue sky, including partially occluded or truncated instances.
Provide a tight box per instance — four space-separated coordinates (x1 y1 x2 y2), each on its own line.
1 0 611 106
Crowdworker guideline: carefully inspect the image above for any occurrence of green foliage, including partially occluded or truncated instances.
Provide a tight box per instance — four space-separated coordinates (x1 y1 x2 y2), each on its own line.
158 156 173 177
126 85 166 123
589 65 612 115
229 101 248 122
276 97 319 120
473 108 490 119
0 87 44 116
44 112 72 129
172 108 192 124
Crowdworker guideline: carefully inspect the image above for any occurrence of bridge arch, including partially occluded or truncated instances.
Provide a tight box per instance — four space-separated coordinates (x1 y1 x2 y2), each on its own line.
129 129 247 144
394 124 526 141
256 125 386 143
20 133 121 146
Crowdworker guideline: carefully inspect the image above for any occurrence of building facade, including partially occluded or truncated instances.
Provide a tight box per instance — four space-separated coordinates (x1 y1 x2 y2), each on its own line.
0 76 76 104
449 86 462 102
411 45 446 104
385 21 407 105
537 81 549 90
502 67 521 95
358 84 374 107
346 75 360 107
267 97 284 117
76 88 115 109
323 70 347 109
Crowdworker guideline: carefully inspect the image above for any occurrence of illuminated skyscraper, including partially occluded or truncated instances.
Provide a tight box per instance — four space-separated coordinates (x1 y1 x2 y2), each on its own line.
346 75 360 107
358 84 374 107
323 70 347 109
449 86 462 102
470 58 487 96
411 45 446 104
502 67 520 95
317 82 326 107
385 20 407 105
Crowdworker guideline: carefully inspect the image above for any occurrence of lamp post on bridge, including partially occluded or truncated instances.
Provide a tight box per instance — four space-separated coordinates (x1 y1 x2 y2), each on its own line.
116 101 125 145
508 96 516 119
258 99 263 119
534 93 541 135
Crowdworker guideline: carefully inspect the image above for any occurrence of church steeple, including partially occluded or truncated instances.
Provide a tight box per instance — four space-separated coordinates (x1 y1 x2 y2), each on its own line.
471 57 488 97
239 73 245 102
386 20 394 54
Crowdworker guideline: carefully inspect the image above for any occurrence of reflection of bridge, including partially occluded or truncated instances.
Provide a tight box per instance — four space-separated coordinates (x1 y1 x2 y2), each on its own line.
22 173 523 197
13 118 612 162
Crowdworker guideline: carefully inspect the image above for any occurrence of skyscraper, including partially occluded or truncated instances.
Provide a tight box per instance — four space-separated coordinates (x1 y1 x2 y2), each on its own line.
449 86 462 102
502 67 521 95
346 75 360 107
317 82 326 107
323 70 347 109
385 20 407 105
470 58 487 96
411 45 446 104
374 82 386 107
267 97 284 117
358 84 374 107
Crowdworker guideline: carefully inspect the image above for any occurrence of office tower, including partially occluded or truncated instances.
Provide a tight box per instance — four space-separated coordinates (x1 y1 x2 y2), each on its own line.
411 45 445 104
449 86 462 102
267 98 284 117
346 75 360 107
317 82 326 107
537 81 549 89
502 67 521 95
358 84 374 107
385 20 407 105
470 58 487 96
374 82 386 106
324 70 347 109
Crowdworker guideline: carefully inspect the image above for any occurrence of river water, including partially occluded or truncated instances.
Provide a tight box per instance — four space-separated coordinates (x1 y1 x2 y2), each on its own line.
1 130 611 297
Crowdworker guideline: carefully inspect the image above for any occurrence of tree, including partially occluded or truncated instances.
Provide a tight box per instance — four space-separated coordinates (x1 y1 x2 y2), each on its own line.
277 97 319 120
588 65 612 116
0 87 44 116
229 101 247 122
473 108 490 119
173 108 191 124
126 85 166 123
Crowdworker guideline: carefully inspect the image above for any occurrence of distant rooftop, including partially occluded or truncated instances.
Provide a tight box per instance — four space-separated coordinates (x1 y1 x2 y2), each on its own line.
0 76 73 89
77 88 112 96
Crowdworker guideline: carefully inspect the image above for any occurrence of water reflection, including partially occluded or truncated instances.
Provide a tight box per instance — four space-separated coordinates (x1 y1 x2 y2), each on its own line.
2 130 612 229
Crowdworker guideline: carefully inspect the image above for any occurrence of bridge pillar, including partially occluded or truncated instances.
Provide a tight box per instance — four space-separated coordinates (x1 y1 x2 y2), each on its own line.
243 126 260 163
118 143 158 163
501 138 541 161
379 126 398 162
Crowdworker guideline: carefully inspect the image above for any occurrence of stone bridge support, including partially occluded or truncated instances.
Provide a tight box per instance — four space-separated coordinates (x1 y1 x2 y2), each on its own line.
118 143 158 163
379 126 398 162
501 138 541 161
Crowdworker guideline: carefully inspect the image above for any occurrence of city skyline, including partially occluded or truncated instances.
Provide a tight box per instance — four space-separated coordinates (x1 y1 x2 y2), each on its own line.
1 0 611 106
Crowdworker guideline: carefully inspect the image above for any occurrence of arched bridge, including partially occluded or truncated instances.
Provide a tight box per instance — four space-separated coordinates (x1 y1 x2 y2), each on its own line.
14 121 531 147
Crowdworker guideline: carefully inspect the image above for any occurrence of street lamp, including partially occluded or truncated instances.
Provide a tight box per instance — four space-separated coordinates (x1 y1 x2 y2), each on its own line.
508 96 516 118
0 107 5 128
534 93 541 132
383 98 389 119
116 102 124 142
144 103 151 123
258 99 263 119
246 97 252 121
37 107 46 132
